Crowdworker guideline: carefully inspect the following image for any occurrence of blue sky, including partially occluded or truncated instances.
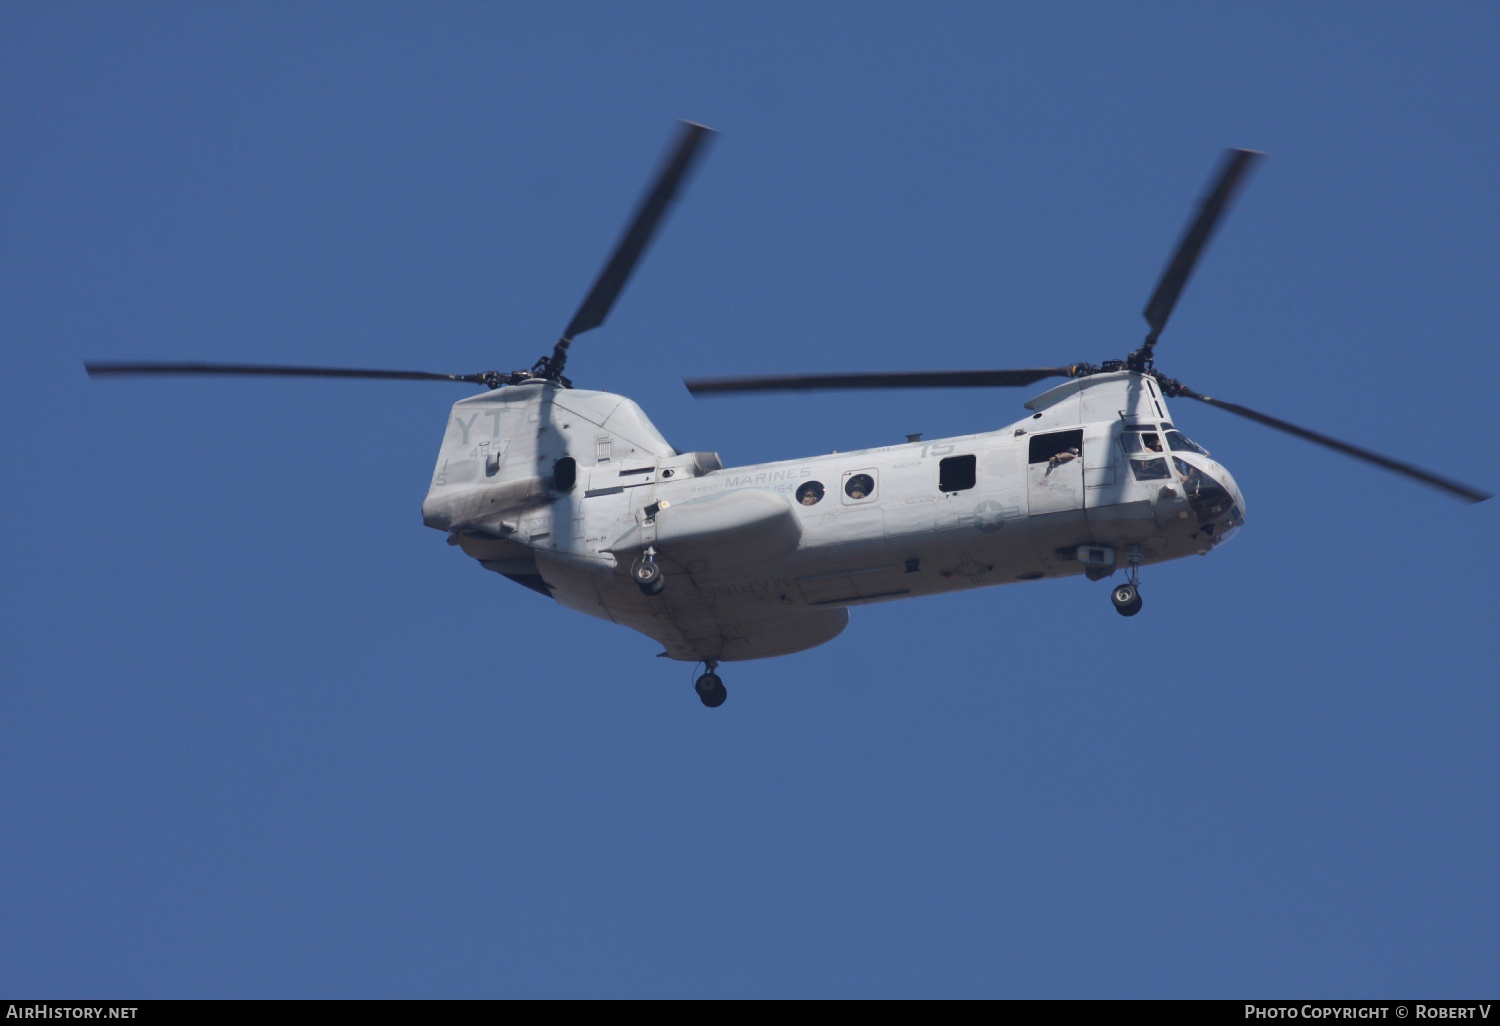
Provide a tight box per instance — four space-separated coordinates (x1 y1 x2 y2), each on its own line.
2 1 1496 998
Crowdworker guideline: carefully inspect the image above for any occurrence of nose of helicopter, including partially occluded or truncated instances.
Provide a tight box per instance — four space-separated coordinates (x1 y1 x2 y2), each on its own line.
1219 464 1246 543
1170 451 1246 546
1204 458 1246 545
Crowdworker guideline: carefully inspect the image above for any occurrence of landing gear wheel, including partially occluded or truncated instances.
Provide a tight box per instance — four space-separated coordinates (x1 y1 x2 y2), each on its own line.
1111 583 1143 617
633 560 664 596
695 672 727 708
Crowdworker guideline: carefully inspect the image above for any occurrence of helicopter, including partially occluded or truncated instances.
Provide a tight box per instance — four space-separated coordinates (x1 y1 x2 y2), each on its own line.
88 121 1491 708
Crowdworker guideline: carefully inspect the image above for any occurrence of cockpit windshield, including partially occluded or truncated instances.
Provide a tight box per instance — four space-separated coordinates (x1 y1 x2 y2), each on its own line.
1173 457 1236 525
1165 430 1209 456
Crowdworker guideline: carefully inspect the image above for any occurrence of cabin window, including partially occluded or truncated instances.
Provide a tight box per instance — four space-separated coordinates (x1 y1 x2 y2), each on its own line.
796 481 825 506
1129 457 1170 481
553 456 577 493
843 472 876 502
939 454 977 492
1028 430 1083 464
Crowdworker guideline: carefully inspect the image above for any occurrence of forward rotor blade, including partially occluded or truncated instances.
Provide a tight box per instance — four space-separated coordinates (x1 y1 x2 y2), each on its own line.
561 121 716 344
685 368 1076 396
85 361 490 385
1177 387 1491 503
1142 148 1263 350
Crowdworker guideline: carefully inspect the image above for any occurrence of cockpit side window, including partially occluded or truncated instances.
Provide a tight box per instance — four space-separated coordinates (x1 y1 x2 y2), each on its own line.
1129 457 1170 480
1121 428 1164 455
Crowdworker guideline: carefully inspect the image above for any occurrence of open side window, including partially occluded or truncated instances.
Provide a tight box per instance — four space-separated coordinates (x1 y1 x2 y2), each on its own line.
939 454 977 493
1120 427 1165 455
1028 430 1083 464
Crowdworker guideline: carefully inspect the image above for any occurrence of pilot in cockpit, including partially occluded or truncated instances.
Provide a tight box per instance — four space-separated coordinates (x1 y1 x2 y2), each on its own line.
1176 458 1203 495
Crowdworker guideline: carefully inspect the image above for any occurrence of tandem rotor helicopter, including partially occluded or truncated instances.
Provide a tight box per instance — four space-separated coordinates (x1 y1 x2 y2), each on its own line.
89 122 1491 707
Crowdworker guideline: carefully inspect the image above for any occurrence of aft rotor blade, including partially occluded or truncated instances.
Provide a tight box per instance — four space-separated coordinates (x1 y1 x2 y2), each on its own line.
685 368 1076 396
1141 148 1263 351
1177 387 1492 503
85 361 491 385
560 121 716 345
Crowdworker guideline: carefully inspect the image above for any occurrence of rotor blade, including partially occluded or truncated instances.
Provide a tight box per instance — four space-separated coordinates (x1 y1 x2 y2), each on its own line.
561 121 716 344
685 368 1076 396
1142 148 1263 350
1177 387 1492 503
85 361 491 385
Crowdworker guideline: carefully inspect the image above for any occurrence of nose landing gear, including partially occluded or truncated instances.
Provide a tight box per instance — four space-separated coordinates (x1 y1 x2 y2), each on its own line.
695 661 727 708
1111 545 1144 617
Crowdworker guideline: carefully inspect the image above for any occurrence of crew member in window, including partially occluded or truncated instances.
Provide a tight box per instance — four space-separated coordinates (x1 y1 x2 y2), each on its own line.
1177 461 1202 495
1049 447 1080 469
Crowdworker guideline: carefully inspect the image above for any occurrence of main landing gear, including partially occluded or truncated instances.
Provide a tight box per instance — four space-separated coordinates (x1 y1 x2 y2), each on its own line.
1111 545 1144 617
695 661 727 708
634 548 664 596
1111 583 1143 617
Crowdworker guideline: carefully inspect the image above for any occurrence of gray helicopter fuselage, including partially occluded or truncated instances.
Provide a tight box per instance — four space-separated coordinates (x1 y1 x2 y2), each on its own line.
87 130 1486 685
421 370 1245 663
